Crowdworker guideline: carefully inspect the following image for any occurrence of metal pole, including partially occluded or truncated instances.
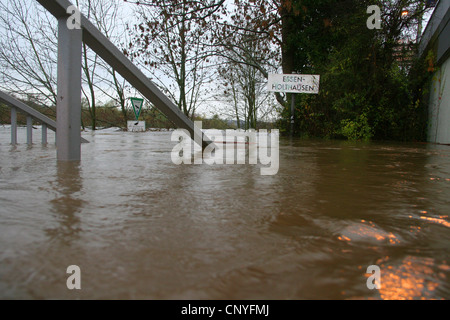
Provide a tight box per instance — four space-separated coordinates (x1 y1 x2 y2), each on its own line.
57 18 82 161
11 107 17 145
27 116 33 145
290 94 295 137
42 123 48 145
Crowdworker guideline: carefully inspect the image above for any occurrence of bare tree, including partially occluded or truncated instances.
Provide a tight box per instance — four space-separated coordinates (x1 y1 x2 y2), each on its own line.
0 0 58 109
0 0 130 129
218 32 277 130
125 0 224 119
76 0 130 130
212 0 286 109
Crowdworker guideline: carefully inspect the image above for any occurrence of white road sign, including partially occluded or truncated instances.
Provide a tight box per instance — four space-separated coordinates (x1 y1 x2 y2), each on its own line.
127 121 146 132
267 74 320 94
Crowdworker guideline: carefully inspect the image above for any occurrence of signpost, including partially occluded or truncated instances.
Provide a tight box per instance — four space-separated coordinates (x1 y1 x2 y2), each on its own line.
128 97 146 132
267 74 320 136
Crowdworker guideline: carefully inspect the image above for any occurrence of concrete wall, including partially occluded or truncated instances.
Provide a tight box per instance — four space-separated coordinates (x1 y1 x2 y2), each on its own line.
428 57 450 144
423 1 450 144
419 0 450 61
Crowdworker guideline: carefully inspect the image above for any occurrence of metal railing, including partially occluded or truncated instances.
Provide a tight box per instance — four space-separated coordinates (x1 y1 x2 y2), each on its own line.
1 90 56 145
2 0 207 160
0 90 89 145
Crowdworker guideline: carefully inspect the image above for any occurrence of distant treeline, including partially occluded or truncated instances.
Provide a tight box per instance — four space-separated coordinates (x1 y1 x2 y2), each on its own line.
0 100 277 131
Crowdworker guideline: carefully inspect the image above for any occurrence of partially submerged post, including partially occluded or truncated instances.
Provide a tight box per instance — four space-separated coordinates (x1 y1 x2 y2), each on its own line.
26 116 33 145
56 17 82 161
290 94 295 137
11 107 17 145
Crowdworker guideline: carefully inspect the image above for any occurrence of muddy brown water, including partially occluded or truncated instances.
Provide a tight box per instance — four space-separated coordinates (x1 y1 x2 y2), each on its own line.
0 127 449 299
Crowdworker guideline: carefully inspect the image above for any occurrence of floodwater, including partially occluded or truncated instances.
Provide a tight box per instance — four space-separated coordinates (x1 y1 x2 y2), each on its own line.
0 125 449 300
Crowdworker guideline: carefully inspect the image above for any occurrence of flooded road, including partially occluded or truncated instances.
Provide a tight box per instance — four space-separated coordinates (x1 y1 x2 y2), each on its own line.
0 126 449 300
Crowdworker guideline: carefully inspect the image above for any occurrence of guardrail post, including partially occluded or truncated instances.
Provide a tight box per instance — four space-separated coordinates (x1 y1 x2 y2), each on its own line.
57 17 82 161
11 107 17 145
27 116 33 145
42 124 48 145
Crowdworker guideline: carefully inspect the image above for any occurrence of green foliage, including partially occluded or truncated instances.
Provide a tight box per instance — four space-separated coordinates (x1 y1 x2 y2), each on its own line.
340 113 373 141
278 0 431 142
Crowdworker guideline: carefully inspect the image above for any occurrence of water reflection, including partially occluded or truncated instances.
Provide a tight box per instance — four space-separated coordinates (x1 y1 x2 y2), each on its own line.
266 140 450 300
0 128 449 299
375 256 445 300
46 162 84 245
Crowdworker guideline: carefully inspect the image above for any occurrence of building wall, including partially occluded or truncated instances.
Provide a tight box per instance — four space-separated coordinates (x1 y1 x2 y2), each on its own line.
428 57 450 144
424 1 450 144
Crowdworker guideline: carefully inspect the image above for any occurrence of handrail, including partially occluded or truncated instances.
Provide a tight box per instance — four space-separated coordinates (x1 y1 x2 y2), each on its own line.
0 90 89 145
0 91 57 131
3 0 208 155
36 0 210 150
